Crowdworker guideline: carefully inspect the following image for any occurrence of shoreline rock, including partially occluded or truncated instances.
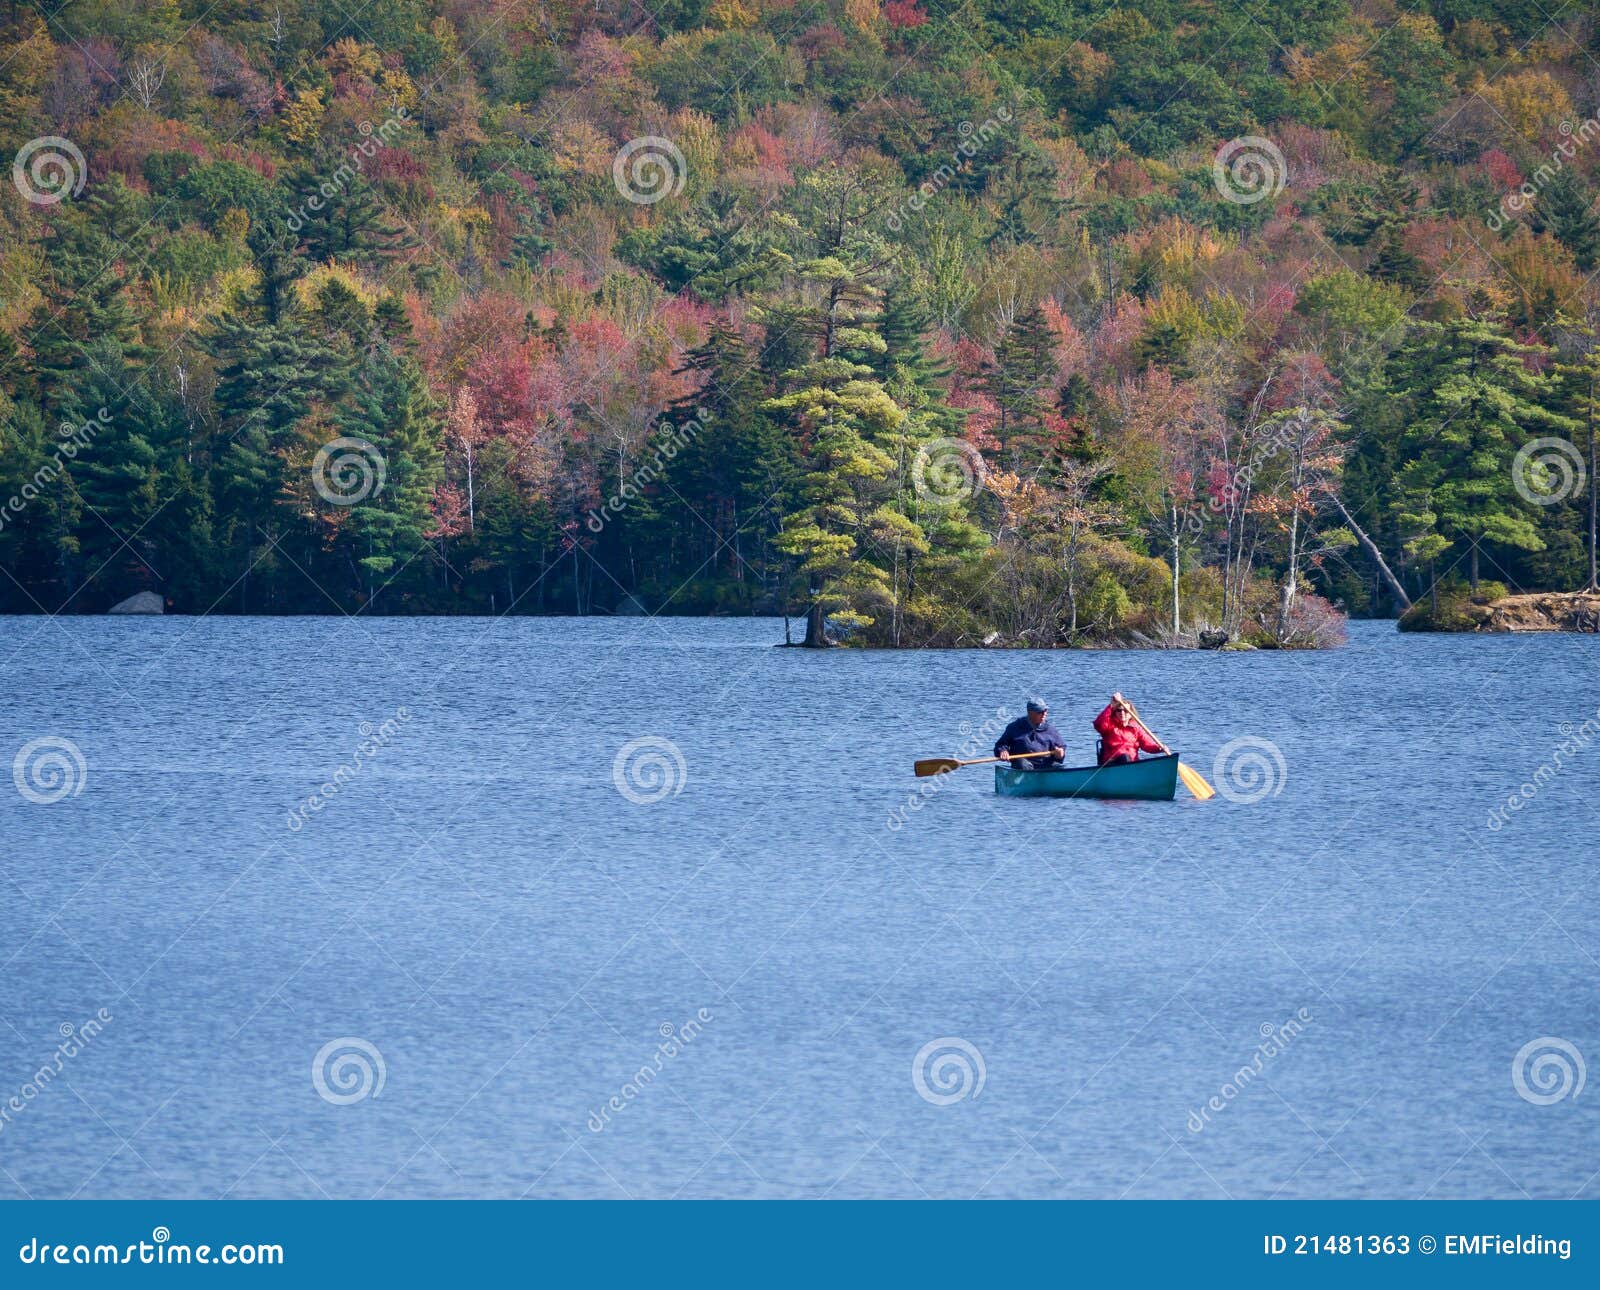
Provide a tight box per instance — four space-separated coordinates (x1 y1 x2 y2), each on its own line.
108 591 164 615
1402 590 1600 633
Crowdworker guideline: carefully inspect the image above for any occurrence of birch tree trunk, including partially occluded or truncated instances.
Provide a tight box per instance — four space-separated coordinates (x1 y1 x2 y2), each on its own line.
1332 495 1411 611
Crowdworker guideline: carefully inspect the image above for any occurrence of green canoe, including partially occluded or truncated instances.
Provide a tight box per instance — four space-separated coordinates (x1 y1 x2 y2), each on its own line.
994 753 1180 801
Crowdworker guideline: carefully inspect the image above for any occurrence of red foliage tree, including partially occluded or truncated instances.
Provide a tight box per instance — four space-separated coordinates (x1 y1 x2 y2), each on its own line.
883 0 929 28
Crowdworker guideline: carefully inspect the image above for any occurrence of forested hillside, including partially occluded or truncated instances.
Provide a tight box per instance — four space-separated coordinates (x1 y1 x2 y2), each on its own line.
1 0 1598 644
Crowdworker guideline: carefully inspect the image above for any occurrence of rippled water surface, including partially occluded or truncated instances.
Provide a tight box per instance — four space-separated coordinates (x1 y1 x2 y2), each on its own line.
1 616 1595 1198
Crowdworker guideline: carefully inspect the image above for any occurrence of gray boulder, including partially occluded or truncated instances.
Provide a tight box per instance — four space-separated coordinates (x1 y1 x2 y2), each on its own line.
108 591 164 615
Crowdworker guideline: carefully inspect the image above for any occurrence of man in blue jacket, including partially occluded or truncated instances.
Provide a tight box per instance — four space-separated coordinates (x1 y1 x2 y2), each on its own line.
994 698 1066 770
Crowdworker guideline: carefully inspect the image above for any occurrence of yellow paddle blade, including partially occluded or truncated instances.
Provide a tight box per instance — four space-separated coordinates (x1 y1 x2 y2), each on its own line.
1177 761 1216 800
914 758 961 778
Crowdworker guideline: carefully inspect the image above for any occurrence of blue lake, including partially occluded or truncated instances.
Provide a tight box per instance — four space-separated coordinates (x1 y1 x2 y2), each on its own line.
1 616 1595 1198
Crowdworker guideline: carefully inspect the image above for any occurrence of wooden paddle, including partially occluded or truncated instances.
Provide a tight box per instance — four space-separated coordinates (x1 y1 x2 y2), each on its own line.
914 750 1058 778
1121 699 1216 801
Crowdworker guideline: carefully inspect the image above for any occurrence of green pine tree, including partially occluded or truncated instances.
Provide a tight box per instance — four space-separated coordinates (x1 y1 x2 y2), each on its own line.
650 322 797 600
331 344 444 608
205 295 350 608
1530 171 1600 271
1394 316 1578 590
980 303 1056 463
26 187 145 417
293 168 415 267
763 169 917 645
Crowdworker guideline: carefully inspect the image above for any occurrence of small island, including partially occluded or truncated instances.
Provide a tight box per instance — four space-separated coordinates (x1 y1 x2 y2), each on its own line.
1401 588 1600 633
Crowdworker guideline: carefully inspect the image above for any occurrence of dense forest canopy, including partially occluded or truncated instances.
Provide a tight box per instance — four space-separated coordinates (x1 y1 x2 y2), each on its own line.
0 0 1598 644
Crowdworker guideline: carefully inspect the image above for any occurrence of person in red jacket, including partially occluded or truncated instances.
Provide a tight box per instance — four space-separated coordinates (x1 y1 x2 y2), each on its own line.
1093 692 1167 766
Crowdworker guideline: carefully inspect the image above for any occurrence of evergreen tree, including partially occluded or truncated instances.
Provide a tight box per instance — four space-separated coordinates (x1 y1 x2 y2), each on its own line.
980 303 1056 462
330 344 444 607
651 322 796 599
26 186 145 416
764 169 914 645
205 297 350 608
0 401 84 611
875 284 965 439
1370 228 1427 292
58 338 165 604
1530 171 1600 271
294 169 414 266
248 212 308 326
1555 335 1600 590
1393 317 1578 590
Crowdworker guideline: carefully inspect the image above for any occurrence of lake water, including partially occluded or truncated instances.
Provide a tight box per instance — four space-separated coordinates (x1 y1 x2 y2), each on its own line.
1 616 1595 1199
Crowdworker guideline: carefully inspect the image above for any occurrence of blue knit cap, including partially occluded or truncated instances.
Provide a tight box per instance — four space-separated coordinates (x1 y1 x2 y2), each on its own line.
1025 697 1048 713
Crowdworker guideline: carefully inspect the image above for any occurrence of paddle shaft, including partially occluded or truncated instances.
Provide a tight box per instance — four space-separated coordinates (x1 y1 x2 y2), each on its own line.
913 749 1060 777
959 750 1058 769
1121 703 1170 753
1121 700 1217 800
